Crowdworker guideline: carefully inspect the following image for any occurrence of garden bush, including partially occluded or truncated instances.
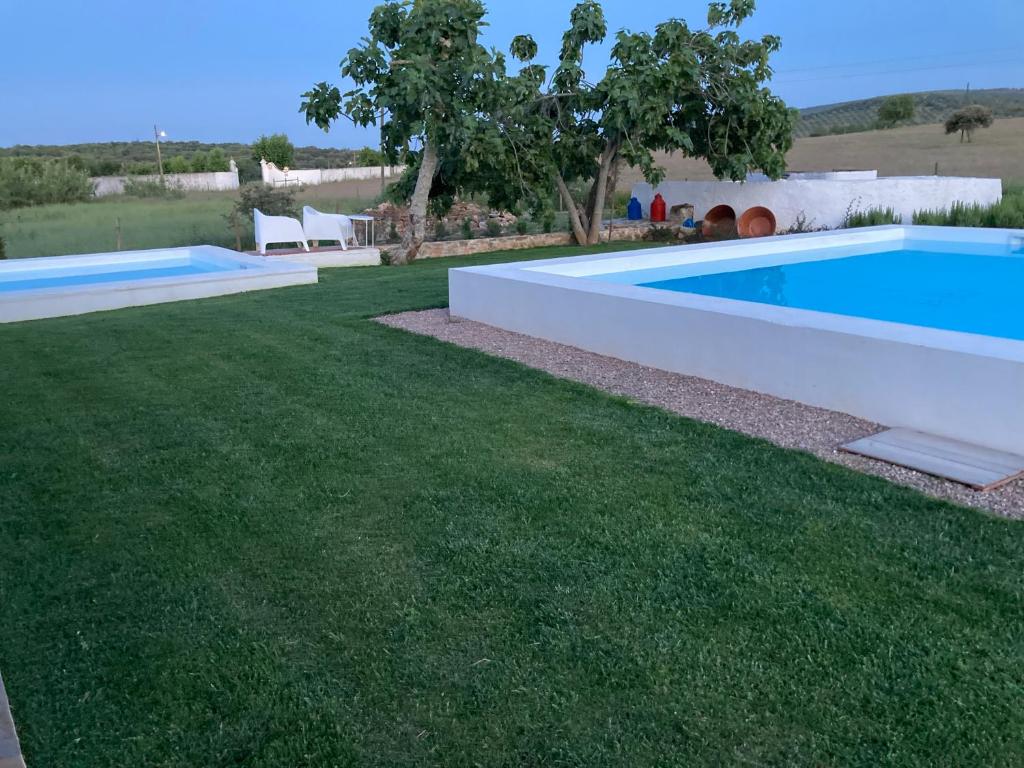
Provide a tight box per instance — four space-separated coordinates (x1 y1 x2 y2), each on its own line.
0 158 94 210
461 219 474 240
485 219 502 238
913 192 1024 229
515 219 529 235
841 205 901 228
225 183 298 249
122 178 185 199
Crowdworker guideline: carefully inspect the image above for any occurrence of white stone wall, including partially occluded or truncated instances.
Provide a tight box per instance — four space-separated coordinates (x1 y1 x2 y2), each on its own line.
92 171 239 197
260 159 405 187
632 176 1003 231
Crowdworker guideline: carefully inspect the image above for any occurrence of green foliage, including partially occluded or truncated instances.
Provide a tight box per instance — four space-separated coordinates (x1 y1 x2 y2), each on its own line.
492 0 794 243
122 178 185 199
0 235 5 259
515 219 529 235
434 221 448 240
945 104 995 143
913 191 1024 228
225 183 298 248
355 146 384 167
877 94 915 128
164 155 192 174
0 157 94 210
461 218 474 240
841 205 901 228
252 134 296 167
485 218 502 237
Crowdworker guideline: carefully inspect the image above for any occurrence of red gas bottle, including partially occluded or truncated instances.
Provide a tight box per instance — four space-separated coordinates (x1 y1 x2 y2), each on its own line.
650 193 667 222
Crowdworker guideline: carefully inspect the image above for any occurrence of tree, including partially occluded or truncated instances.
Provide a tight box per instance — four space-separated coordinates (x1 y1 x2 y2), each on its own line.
494 0 795 245
355 146 384 167
301 0 506 264
877 94 915 128
252 134 295 168
945 105 994 143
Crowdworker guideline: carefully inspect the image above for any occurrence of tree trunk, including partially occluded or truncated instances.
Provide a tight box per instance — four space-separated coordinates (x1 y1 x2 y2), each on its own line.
585 143 619 244
390 139 439 265
555 174 589 245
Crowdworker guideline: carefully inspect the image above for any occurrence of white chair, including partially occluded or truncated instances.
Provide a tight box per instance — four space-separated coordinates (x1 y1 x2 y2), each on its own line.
254 209 309 255
302 206 355 250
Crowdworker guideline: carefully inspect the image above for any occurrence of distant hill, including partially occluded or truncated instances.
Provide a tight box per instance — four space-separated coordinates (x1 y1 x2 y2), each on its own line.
0 141 359 181
794 88 1024 137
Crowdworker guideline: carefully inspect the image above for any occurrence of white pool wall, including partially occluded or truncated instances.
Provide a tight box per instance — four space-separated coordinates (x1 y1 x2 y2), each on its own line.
0 246 317 323
449 226 1024 455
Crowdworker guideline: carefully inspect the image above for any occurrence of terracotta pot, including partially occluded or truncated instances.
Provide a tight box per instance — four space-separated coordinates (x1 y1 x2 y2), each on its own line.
738 206 777 238
701 205 737 239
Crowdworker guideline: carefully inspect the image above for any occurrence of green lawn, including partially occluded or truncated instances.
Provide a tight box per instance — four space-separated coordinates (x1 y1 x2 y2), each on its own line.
2 245 1023 766
0 188 375 259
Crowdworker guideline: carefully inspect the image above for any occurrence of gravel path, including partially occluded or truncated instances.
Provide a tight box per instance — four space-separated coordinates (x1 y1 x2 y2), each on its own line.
378 309 1024 519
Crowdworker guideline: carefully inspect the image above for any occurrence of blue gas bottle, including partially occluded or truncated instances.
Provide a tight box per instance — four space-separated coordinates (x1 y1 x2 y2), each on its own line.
627 196 642 220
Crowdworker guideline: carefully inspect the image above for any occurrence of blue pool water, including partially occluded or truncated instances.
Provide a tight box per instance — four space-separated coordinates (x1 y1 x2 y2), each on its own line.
618 244 1024 341
0 258 236 293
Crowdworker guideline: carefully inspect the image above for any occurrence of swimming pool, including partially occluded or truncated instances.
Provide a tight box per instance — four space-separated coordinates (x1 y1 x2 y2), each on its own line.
0 246 317 323
590 239 1024 341
449 226 1024 455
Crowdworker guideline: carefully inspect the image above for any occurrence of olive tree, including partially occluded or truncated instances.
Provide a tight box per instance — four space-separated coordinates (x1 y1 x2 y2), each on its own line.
945 105 994 143
497 0 795 244
877 94 915 129
301 0 506 264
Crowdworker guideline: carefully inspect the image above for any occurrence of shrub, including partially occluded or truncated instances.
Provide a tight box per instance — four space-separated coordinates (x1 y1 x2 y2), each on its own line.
515 219 528 235
355 146 384 167
225 183 299 249
485 219 502 238
461 218 474 240
434 221 448 240
784 212 825 234
841 204 901 229
252 134 295 168
542 212 555 233
0 236 6 260
122 178 185 199
913 193 1024 229
164 155 192 174
0 158 94 210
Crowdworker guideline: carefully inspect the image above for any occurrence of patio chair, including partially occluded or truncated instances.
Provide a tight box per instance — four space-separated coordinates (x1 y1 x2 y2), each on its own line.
302 206 355 250
254 209 309 255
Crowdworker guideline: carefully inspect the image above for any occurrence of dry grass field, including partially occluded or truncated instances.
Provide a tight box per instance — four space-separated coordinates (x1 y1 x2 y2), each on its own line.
621 118 1024 187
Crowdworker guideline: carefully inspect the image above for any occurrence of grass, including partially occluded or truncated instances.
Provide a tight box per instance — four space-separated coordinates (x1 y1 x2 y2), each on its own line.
621 117 1024 186
2 245 1024 766
0 180 385 259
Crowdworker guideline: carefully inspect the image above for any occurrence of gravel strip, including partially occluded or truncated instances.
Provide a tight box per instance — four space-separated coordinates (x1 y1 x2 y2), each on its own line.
377 309 1024 519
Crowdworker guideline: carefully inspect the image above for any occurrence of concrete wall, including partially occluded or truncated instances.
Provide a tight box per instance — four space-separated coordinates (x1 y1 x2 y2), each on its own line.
260 159 405 187
92 171 239 197
632 176 1003 231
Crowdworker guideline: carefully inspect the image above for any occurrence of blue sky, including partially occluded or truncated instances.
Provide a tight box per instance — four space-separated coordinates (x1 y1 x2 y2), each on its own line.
1 0 1022 149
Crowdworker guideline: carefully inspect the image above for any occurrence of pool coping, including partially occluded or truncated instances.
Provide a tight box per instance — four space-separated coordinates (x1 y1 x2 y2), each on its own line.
449 225 1024 455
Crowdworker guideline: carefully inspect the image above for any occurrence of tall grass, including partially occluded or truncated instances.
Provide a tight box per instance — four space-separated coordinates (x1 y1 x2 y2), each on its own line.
841 205 901 228
0 188 374 258
913 189 1024 228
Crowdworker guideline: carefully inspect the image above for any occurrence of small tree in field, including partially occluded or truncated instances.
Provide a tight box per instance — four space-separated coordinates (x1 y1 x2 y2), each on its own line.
945 105 994 143
495 0 795 245
301 0 505 265
252 134 295 167
877 94 915 128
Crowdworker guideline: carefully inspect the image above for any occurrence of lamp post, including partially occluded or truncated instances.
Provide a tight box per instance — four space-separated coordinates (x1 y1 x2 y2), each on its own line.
154 125 167 183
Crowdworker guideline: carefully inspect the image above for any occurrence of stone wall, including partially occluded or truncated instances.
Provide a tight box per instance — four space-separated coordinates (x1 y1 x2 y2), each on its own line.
415 221 655 259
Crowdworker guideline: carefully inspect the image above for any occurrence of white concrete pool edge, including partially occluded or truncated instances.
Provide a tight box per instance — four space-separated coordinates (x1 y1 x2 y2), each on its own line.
449 226 1024 456
0 246 318 323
